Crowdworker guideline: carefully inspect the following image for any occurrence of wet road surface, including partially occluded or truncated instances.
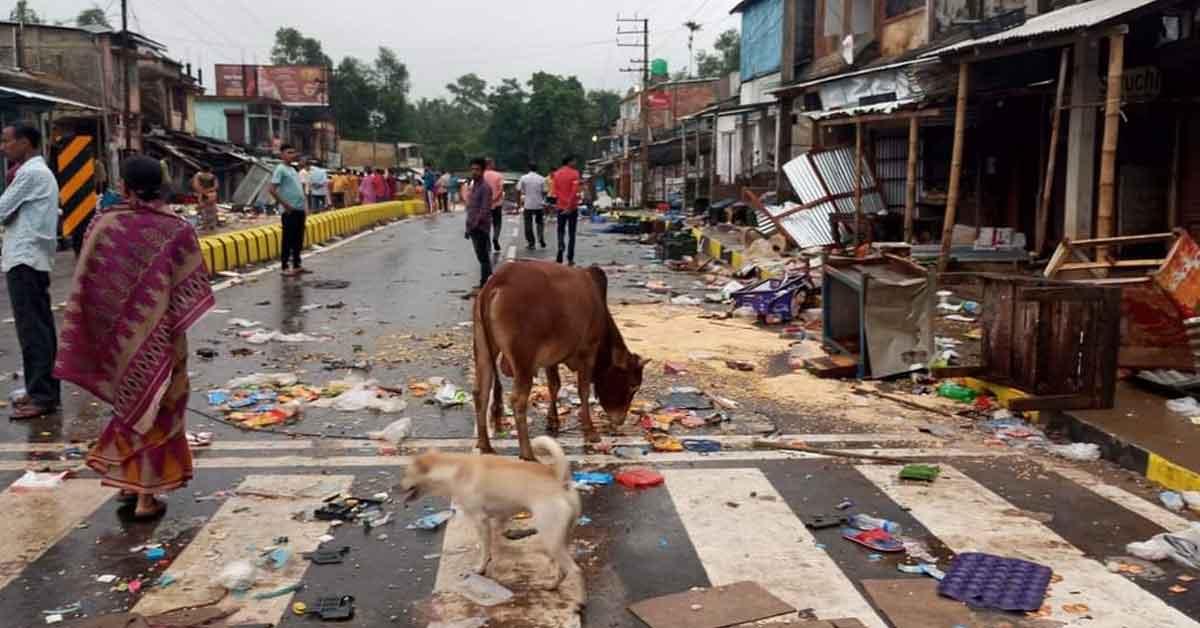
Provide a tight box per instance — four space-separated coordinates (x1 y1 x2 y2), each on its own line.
0 212 1197 627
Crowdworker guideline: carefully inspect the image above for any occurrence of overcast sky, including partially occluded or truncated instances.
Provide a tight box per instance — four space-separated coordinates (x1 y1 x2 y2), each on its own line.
30 0 741 98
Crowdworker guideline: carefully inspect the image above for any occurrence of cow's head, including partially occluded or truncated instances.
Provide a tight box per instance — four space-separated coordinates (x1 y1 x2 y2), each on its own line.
595 351 648 426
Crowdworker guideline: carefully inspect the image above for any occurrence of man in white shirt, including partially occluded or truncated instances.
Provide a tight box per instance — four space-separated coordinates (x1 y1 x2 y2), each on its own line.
306 162 331 212
517 163 547 249
0 123 61 418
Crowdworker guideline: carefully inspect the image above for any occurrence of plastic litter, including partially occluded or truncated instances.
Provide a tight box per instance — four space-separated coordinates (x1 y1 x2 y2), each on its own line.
670 295 702 306
11 470 68 492
615 467 665 488
367 418 413 444
849 514 903 535
226 373 299 388
681 438 721 453
1166 397 1200 416
1160 491 1185 512
1046 442 1101 462
455 573 514 606
8 387 27 404
612 446 648 460
572 471 614 486
936 382 976 402
1183 491 1200 512
898 464 941 482
308 378 408 413
938 552 1052 612
407 509 454 530
434 383 469 407
240 329 330 344
720 281 745 300
215 560 258 591
145 547 166 560
1125 523 1200 569
227 318 262 328
732 306 757 320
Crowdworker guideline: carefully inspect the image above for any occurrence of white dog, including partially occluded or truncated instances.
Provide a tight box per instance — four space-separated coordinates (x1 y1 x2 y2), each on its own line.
399 436 582 588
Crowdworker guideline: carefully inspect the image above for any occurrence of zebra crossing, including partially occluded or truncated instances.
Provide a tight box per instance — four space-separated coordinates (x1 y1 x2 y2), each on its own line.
0 434 1195 628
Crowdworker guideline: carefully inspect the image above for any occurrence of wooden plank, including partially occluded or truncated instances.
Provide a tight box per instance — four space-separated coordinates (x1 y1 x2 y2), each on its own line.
628 581 796 628
1069 232 1176 247
1071 276 1154 285
1094 288 1122 408
937 62 970 274
1043 239 1072 277
1057 259 1166 271
1037 46 1071 256
805 355 860 379
1016 286 1106 302
861 580 976 628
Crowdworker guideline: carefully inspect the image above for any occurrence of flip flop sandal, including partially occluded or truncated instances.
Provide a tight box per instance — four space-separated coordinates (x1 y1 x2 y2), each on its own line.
10 403 56 420
842 527 905 552
681 439 721 453
649 434 683 452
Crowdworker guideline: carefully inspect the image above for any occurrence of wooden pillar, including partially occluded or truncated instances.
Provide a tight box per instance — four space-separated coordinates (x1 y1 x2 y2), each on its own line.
854 121 864 246
776 94 794 196
937 62 970 274
709 111 718 200
904 116 919 243
681 119 688 204
1096 29 1125 263
1036 46 1071 255
1064 38 1100 240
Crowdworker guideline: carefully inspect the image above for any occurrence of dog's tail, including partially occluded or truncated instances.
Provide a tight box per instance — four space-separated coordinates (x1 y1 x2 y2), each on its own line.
532 435 570 484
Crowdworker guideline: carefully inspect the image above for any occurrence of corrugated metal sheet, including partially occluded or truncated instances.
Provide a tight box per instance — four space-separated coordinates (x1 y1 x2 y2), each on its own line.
933 0 1161 55
770 145 888 247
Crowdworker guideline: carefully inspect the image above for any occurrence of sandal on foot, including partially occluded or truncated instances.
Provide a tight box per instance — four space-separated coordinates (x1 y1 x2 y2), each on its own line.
10 403 57 420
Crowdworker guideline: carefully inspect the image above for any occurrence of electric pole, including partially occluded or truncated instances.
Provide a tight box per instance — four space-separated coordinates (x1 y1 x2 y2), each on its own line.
618 15 651 209
121 0 131 152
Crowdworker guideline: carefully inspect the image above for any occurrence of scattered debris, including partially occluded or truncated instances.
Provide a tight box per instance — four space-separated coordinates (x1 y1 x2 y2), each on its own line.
628 581 795 628
407 510 454 530
455 573 513 606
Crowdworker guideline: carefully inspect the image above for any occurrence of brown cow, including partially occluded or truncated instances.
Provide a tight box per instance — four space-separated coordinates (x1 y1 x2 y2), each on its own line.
472 260 647 460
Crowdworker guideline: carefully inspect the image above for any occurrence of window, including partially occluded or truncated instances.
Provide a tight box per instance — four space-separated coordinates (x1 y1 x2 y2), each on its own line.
886 0 924 18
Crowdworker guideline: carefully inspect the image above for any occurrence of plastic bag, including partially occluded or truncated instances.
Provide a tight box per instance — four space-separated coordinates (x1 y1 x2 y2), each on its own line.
215 559 258 591
1183 491 1200 513
732 306 757 320
225 373 298 389
1046 443 1101 462
455 573 513 606
1160 491 1185 512
435 383 468 407
368 418 412 444
11 470 67 492
1126 523 1200 570
1166 397 1200 416
670 295 701 306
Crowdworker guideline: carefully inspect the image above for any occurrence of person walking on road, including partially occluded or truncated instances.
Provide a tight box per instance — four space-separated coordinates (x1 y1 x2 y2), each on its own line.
447 171 460 209
551 155 581 265
191 164 219 231
358 168 377 205
55 155 215 520
517 162 547 249
465 158 494 289
423 165 439 212
484 158 504 251
437 170 451 212
307 162 331 212
269 145 308 276
0 123 61 419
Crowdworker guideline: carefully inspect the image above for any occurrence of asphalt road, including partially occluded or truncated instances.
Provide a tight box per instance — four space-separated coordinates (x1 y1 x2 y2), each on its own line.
1 211 1197 628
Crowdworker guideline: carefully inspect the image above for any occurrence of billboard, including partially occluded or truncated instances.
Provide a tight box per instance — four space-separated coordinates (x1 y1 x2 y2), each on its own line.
215 64 329 106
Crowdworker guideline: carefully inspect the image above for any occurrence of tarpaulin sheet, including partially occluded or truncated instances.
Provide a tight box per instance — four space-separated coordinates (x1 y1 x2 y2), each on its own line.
740 0 783 81
862 266 933 378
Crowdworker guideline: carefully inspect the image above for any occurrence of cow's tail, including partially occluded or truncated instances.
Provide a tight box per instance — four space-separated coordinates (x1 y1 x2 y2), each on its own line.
532 435 571 485
473 283 505 425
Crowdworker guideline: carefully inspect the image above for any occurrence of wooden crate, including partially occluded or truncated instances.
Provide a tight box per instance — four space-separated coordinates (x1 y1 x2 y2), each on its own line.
944 273 1121 411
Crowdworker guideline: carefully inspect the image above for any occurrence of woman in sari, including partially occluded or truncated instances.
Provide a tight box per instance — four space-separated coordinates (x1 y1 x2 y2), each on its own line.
54 156 215 519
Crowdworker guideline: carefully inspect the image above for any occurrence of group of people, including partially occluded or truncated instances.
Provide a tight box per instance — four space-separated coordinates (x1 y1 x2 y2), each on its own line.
2 122 214 518
464 155 581 288
422 166 460 213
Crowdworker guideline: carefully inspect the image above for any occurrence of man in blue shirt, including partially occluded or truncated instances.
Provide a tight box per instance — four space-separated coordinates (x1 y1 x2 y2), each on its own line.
423 166 439 213
269 145 308 276
0 123 61 418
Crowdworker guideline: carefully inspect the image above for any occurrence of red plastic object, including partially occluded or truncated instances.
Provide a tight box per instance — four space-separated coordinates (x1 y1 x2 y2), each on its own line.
616 467 664 489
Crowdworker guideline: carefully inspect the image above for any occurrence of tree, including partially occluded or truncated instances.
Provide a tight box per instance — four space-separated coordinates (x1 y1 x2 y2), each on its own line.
331 57 374 140
270 27 330 66
75 4 109 28
9 1 41 24
446 74 489 115
713 28 741 76
371 47 410 141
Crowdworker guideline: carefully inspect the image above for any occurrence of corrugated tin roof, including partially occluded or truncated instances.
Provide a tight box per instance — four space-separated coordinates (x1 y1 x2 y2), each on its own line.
0 85 99 110
805 98 920 120
932 0 1162 56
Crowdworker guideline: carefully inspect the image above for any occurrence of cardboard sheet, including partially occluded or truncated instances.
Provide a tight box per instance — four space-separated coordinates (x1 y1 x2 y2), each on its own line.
628 581 794 628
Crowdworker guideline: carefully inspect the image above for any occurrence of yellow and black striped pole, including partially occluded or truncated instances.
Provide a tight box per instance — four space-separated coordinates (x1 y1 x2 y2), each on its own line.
55 134 98 237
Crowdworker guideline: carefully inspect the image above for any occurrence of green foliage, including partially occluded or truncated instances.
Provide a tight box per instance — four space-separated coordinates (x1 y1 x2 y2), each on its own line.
695 28 740 78
8 1 41 24
270 27 331 66
75 4 110 28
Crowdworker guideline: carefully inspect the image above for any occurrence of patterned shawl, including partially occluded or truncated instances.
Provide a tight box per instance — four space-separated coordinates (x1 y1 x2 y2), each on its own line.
54 199 215 426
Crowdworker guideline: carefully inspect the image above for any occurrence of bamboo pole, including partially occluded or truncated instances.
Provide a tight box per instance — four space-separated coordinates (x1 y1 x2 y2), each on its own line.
904 117 918 243
1036 47 1071 256
855 121 864 246
1096 30 1125 264
937 62 970 274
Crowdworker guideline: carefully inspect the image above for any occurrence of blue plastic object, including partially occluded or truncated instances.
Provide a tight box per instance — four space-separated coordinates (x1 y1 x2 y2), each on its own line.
572 472 613 486
937 552 1052 612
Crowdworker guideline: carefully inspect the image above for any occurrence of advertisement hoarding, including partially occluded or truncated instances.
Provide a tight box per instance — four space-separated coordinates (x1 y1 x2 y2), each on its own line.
215 64 329 106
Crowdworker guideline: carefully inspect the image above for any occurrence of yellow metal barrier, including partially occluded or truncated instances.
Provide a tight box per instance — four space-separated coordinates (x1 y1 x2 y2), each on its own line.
198 201 419 274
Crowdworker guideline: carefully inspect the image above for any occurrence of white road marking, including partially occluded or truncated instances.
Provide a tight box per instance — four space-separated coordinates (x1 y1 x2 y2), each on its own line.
0 432 940 453
856 464 1200 628
1043 462 1192 531
133 474 353 623
0 479 115 590
664 468 887 628
0 448 1010 472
